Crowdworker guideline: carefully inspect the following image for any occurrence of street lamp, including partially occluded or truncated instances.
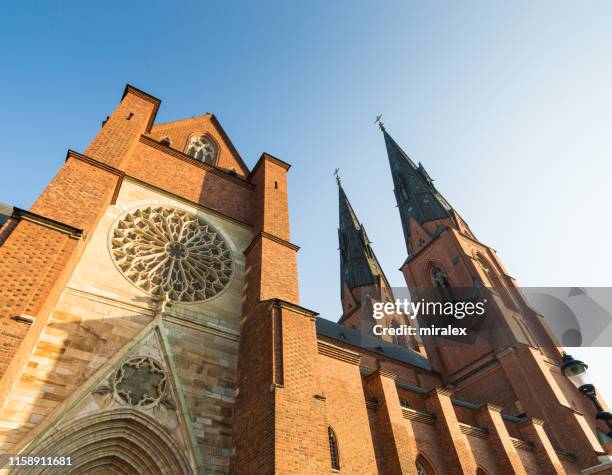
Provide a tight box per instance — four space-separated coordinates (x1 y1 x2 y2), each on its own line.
561 353 612 437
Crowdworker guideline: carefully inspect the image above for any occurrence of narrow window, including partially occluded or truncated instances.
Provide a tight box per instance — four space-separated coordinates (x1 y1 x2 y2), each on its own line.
430 265 453 303
430 266 450 288
390 319 408 348
328 427 340 470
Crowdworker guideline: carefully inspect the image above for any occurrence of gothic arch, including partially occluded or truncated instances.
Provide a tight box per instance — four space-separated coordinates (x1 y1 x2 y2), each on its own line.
421 260 451 288
185 132 219 165
423 261 453 303
474 251 517 310
388 318 409 348
18 409 193 474
415 453 437 475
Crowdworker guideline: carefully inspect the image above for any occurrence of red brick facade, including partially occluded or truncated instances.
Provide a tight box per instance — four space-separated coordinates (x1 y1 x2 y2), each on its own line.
0 84 609 474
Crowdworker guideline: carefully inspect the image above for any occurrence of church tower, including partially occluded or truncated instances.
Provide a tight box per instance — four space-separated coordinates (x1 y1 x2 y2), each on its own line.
336 177 419 351
381 123 608 468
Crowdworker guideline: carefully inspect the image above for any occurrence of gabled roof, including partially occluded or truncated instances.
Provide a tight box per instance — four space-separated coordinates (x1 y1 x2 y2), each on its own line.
382 128 455 247
338 180 391 294
151 114 250 177
316 317 431 371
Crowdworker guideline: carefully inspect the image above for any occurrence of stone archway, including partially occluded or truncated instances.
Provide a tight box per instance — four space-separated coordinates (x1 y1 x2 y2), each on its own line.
16 409 193 474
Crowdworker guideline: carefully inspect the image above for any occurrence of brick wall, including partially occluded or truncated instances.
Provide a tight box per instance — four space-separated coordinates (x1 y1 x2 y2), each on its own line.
150 115 249 176
123 140 253 225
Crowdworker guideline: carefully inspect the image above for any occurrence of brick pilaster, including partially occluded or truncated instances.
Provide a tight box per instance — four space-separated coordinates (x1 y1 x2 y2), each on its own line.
475 403 526 474
232 153 329 474
424 387 478 474
0 85 156 411
365 369 418 475
497 346 602 468
517 418 566 474
85 84 160 169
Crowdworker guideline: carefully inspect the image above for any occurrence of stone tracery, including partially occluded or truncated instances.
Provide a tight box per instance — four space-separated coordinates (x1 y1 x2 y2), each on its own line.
110 206 233 302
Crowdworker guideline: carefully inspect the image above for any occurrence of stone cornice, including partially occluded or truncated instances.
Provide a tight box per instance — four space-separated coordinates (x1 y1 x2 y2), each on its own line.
243 231 300 256
317 340 361 365
139 135 254 190
11 207 84 240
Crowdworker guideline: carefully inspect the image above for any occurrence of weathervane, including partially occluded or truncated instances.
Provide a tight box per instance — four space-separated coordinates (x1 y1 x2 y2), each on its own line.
334 168 341 185
375 114 385 131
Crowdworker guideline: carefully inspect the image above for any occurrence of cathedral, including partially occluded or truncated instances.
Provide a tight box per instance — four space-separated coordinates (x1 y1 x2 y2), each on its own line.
0 84 610 474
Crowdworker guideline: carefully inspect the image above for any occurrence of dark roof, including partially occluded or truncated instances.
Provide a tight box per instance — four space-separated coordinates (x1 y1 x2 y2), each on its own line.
337 181 391 294
0 203 13 227
382 129 455 248
316 317 430 371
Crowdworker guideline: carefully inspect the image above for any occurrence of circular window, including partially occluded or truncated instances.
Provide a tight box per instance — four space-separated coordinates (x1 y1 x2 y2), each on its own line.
114 356 167 407
110 206 233 302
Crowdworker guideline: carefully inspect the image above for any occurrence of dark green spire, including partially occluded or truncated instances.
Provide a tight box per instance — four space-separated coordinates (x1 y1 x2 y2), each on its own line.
337 177 390 296
381 127 454 250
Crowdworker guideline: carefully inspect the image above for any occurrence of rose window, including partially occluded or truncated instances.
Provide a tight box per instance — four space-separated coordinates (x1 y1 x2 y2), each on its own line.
114 356 167 407
110 206 233 302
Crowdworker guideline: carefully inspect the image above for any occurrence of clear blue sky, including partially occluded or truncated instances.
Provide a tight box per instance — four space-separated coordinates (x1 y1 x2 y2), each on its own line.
1 2 611 399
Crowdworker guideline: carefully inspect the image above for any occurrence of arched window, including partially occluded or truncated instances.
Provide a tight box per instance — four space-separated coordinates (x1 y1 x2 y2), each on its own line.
160 136 171 147
416 460 428 475
187 135 218 164
476 253 516 310
390 319 408 348
416 455 435 475
328 427 340 470
430 265 453 303
430 266 450 288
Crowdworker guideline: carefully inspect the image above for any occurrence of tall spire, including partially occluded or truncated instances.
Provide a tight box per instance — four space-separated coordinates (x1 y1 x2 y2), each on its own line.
381 126 455 252
337 178 390 299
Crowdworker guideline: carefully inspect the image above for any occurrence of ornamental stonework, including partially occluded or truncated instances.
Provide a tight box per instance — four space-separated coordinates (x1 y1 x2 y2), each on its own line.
109 206 233 302
114 356 167 408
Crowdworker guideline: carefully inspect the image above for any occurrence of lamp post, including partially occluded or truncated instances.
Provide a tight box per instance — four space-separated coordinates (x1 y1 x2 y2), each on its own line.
561 353 612 438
